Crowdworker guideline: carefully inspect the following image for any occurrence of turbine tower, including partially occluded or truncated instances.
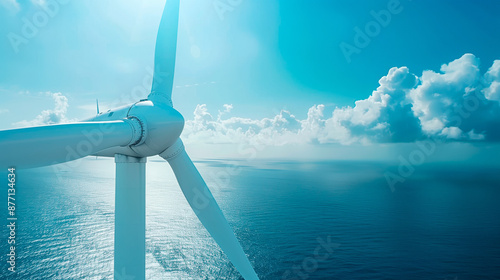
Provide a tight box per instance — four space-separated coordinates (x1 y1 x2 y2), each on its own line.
0 1 260 279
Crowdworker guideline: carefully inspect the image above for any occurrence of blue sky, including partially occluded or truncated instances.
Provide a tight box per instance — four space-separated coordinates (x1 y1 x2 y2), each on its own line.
1 0 500 160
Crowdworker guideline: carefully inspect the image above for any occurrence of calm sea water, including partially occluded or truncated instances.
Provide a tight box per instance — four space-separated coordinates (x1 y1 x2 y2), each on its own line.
1 158 499 279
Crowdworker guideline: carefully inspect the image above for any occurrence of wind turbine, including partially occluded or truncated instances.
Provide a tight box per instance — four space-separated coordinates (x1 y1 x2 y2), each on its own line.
0 0 260 279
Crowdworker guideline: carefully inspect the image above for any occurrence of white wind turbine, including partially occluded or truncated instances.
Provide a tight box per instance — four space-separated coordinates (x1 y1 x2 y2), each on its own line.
0 0 260 279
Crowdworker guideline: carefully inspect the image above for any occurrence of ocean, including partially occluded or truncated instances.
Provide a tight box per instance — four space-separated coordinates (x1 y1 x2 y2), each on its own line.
1 158 499 279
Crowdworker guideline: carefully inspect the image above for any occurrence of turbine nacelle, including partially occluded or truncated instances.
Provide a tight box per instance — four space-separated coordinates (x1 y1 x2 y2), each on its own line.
90 99 184 158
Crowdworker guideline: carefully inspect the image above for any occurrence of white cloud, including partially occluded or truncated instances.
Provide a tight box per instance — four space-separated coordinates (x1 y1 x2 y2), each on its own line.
467 130 485 141
222 104 233 113
440 127 463 139
14 92 71 127
0 109 9 114
409 54 500 141
182 54 500 146
182 104 301 146
217 104 233 119
410 54 479 136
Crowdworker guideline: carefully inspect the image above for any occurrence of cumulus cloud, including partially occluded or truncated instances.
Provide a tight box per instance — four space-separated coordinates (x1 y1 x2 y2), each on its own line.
183 104 301 146
217 104 233 119
182 54 500 146
409 54 500 141
14 92 71 127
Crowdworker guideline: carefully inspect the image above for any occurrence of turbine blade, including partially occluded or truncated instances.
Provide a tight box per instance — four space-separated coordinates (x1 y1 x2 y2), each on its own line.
0 121 137 169
148 0 180 106
161 142 259 280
